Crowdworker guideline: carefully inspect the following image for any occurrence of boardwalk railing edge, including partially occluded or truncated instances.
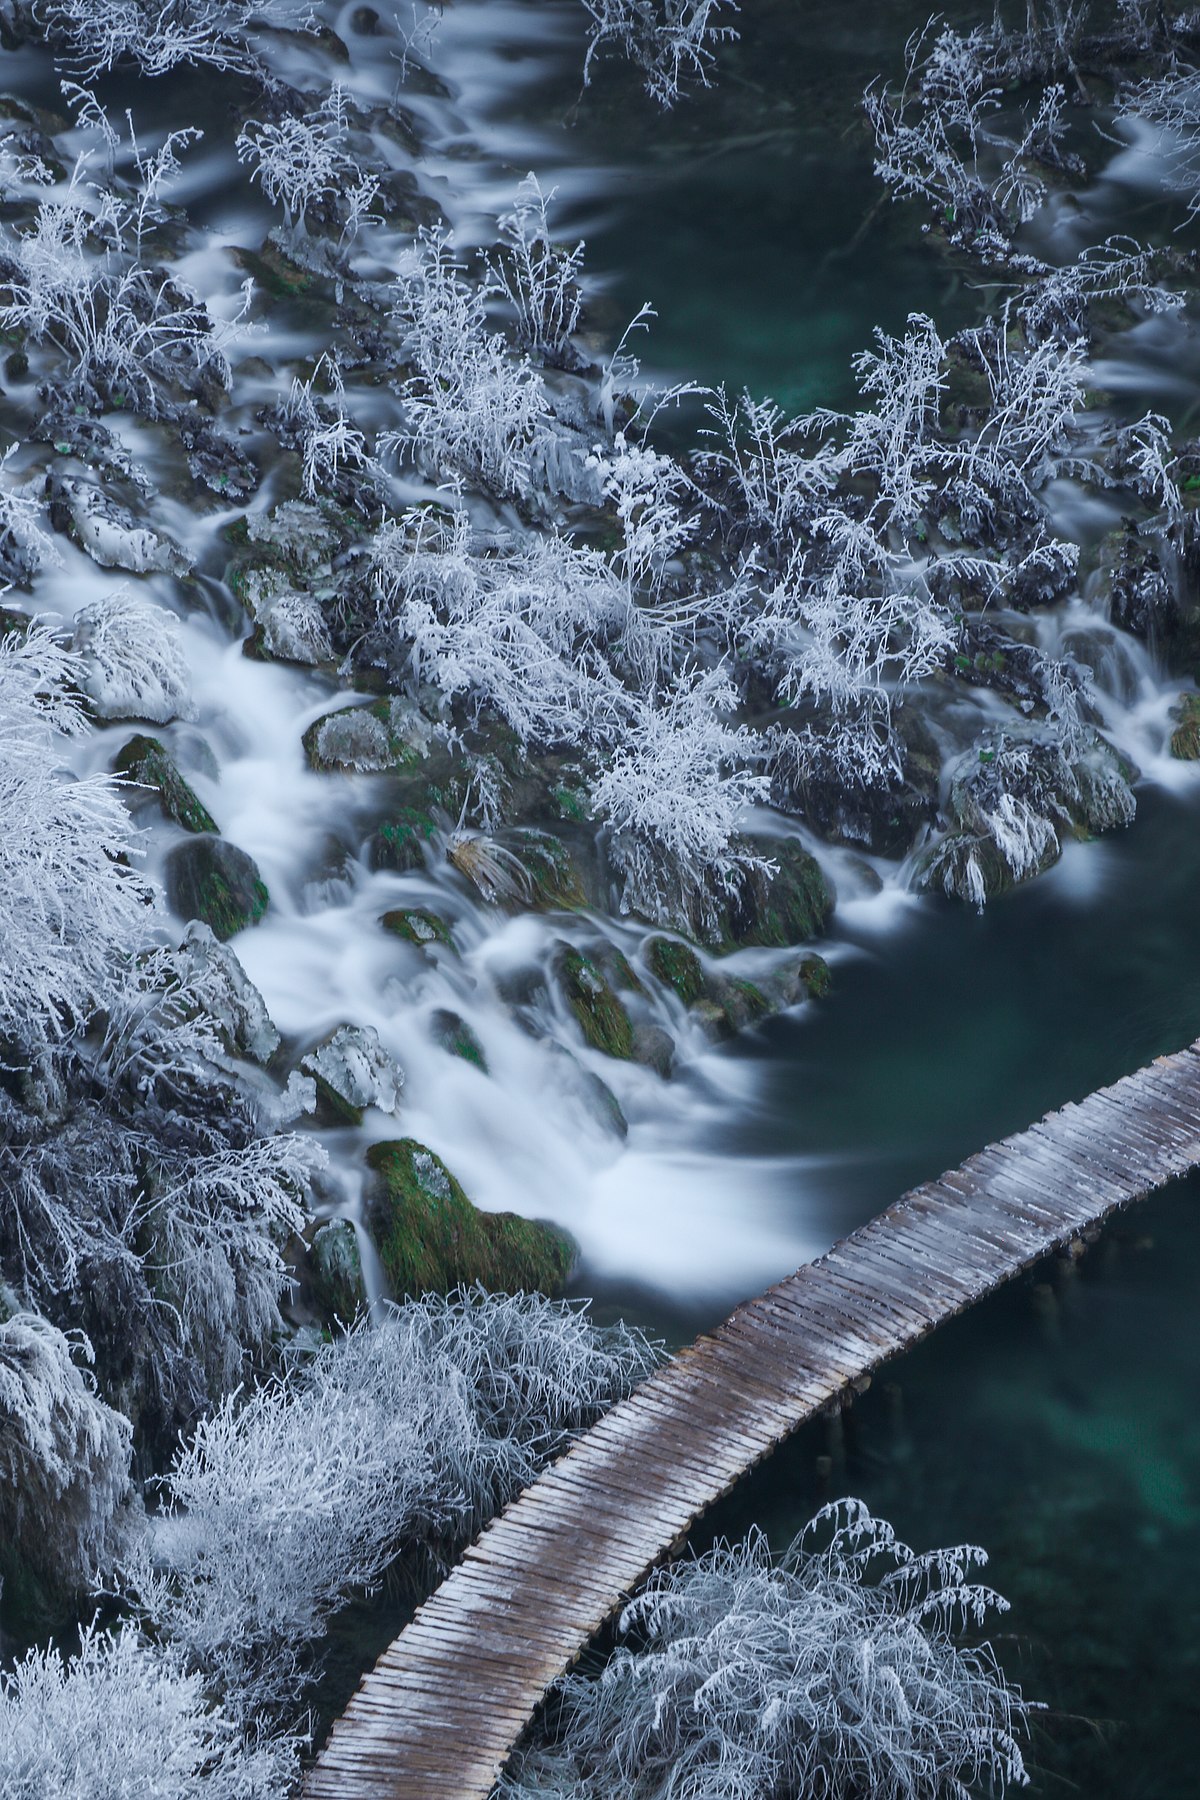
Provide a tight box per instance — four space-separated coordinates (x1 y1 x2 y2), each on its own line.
306 1040 1200 1800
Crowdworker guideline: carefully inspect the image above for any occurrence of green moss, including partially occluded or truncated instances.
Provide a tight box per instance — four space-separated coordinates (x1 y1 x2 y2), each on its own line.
302 699 424 774
165 836 269 941
234 240 321 298
549 783 589 823
309 1220 366 1323
112 735 217 834
800 953 833 1000
366 1139 575 1297
429 1008 488 1072
554 945 635 1059
511 829 589 909
645 936 706 1007
1170 694 1200 761
369 807 438 873
723 840 833 949
380 907 455 951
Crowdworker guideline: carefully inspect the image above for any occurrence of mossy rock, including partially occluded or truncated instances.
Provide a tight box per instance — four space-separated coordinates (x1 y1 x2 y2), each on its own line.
429 1008 488 1072
366 1139 575 1297
234 239 323 299
645 935 706 1007
368 806 439 873
507 828 592 909
552 943 635 1060
380 907 455 952
302 700 425 774
1170 693 1200 760
309 1220 367 1323
165 835 268 940
113 734 217 834
721 840 834 950
800 953 833 1000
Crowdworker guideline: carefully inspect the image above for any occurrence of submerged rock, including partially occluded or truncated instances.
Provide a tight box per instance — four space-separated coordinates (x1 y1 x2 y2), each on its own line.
368 804 439 873
165 835 269 940
308 1219 367 1323
366 1139 575 1296
552 942 635 1060
303 699 425 774
300 1024 404 1127
48 472 189 575
428 1008 488 1072
379 907 456 953
113 734 217 834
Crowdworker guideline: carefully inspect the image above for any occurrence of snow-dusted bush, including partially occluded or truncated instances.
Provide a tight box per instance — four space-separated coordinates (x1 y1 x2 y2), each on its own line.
0 1623 298 1799
0 1311 131 1590
485 175 585 367
388 226 549 499
237 86 377 250
581 0 739 107
0 624 154 1050
71 587 192 724
130 1292 659 1718
591 667 772 935
499 1498 1032 1800
41 0 316 79
0 130 247 416
275 357 379 503
368 506 639 746
0 444 62 587
697 386 841 548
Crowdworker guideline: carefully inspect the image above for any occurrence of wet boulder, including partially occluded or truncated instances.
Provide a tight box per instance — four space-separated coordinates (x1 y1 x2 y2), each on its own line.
720 838 834 950
165 835 269 940
112 735 217 834
428 1008 488 1072
300 1024 404 1127
307 1219 367 1323
303 699 425 774
366 1139 575 1296
1171 693 1200 759
47 472 190 575
552 942 635 1060
379 907 456 953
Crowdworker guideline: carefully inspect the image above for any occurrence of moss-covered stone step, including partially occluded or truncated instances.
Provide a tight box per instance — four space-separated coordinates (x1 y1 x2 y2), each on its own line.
165 835 269 940
366 1139 575 1297
113 734 217 833
552 943 634 1060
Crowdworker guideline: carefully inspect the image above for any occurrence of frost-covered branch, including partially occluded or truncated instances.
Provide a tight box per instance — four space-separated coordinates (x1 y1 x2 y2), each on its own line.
581 0 739 107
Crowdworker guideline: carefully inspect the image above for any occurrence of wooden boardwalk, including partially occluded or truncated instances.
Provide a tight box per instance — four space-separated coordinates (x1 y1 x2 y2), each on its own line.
306 1040 1200 1800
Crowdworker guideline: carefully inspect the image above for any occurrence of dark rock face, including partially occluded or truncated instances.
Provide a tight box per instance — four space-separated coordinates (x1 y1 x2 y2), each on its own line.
113 735 217 834
165 836 269 940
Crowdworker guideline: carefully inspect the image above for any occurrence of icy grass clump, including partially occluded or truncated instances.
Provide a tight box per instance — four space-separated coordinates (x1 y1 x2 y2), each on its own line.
0 625 154 1049
72 588 192 724
484 175 584 367
592 668 772 937
499 1498 1032 1800
0 1623 298 1800
582 0 740 107
0 1311 132 1591
388 227 549 500
130 1292 660 1720
41 0 316 79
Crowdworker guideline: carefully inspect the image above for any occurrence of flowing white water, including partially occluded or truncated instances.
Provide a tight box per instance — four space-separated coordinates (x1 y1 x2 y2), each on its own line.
14 3 1200 1317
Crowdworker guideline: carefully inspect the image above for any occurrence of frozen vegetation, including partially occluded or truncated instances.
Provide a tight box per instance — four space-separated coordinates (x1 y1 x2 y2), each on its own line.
2 0 1200 1788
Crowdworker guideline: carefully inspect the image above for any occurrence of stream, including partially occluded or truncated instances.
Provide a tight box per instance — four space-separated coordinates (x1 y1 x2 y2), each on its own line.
6 0 1200 1790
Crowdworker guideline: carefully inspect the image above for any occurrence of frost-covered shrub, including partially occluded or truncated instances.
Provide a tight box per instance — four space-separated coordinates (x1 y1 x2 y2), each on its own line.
237 86 377 250
0 128 247 416
591 668 772 936
41 0 316 79
697 386 841 548
72 588 192 724
368 507 639 745
581 0 739 107
499 1498 1032 1800
0 624 154 1050
0 1623 298 1799
0 444 62 588
130 1292 658 1719
0 1311 131 1590
274 357 378 503
388 226 549 499
485 175 585 367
